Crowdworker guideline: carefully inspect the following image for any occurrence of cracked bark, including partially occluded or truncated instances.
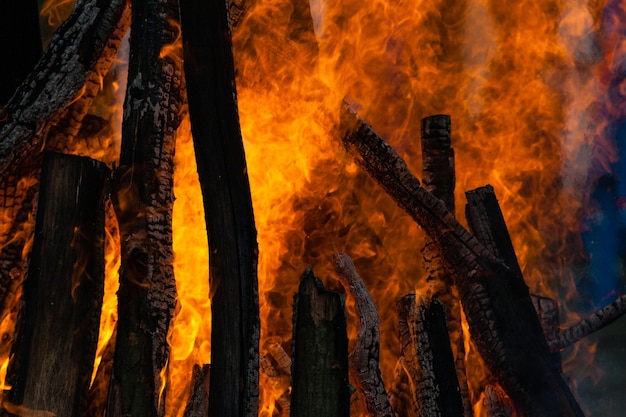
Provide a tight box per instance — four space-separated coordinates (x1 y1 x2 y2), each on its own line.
333 252 393 417
183 364 211 417
106 0 184 415
340 109 584 417
420 115 471 416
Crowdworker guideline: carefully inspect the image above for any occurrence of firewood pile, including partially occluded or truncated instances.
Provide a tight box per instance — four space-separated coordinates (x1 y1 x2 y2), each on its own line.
1 0 626 417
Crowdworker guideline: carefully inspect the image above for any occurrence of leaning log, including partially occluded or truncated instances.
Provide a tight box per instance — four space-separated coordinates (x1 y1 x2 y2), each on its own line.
5 151 109 417
180 0 260 415
340 109 584 417
291 268 350 417
0 0 129 178
396 294 464 417
333 252 394 417
106 0 184 415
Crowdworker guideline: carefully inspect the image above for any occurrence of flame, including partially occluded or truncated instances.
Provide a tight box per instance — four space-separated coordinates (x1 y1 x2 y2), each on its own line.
2 0 626 414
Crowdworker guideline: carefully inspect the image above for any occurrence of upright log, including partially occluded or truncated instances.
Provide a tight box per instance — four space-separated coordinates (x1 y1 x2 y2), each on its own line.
106 0 184 415
291 268 350 417
340 109 584 417
5 151 109 417
420 115 471 415
180 0 260 415
396 294 464 417
183 364 211 417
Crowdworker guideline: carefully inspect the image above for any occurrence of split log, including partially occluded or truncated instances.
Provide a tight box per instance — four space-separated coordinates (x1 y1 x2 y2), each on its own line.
180 0 260 415
4 151 109 417
340 109 584 417
0 0 129 178
396 294 464 417
183 364 211 417
333 252 393 417
420 115 471 416
290 268 350 417
106 0 184 416
0 0 42 104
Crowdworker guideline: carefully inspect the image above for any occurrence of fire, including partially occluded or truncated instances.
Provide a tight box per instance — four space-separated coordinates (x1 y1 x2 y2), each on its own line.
3 0 626 415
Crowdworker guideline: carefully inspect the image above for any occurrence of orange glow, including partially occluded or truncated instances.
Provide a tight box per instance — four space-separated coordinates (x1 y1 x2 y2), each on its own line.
3 0 626 415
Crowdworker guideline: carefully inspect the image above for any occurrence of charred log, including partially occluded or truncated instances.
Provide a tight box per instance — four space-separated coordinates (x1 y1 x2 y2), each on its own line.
420 115 470 416
483 385 515 417
290 268 350 417
340 109 584 417
180 0 260 415
388 358 415 417
84 327 117 417
333 252 393 417
396 294 464 417
106 0 184 415
0 0 129 178
5 151 108 417
183 364 211 417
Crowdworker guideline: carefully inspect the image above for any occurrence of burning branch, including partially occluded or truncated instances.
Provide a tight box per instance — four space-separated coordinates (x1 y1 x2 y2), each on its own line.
333 252 394 417
340 108 585 417
0 0 129 178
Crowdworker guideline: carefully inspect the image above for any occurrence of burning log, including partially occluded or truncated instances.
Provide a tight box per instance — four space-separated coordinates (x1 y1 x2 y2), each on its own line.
290 268 350 417
420 115 471 416
333 252 394 417
483 385 515 417
106 0 184 415
85 327 117 417
179 0 260 415
388 358 414 417
183 364 211 417
4 151 109 417
340 109 585 417
0 0 129 178
396 294 464 417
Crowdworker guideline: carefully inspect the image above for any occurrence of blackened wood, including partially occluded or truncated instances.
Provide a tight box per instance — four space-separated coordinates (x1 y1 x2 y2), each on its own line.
6 151 108 417
333 253 393 417
530 294 561 368
550 292 626 352
397 295 464 417
0 0 129 178
340 109 584 417
106 0 184 416
291 268 350 417
180 0 260 415
0 0 42 104
484 385 515 417
420 115 471 416
388 358 415 417
183 364 211 417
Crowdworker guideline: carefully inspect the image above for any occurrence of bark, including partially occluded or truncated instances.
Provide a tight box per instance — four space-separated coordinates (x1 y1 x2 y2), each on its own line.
339 109 584 417
420 115 470 416
106 0 184 415
5 151 109 417
0 0 129 178
183 364 211 417
333 252 393 417
484 385 515 417
0 0 42 104
550 292 626 352
290 268 350 417
180 0 260 415
396 295 464 417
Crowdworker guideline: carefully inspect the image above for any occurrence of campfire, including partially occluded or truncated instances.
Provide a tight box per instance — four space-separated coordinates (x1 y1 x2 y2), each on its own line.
1 0 626 416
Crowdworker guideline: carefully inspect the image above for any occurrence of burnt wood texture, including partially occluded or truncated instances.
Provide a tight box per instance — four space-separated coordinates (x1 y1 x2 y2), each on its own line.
106 0 184 415
5 151 108 417
340 109 584 417
180 0 260 415
290 268 350 417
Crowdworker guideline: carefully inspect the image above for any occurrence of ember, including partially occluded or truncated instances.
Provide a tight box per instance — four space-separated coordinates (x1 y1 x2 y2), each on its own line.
1 0 626 416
